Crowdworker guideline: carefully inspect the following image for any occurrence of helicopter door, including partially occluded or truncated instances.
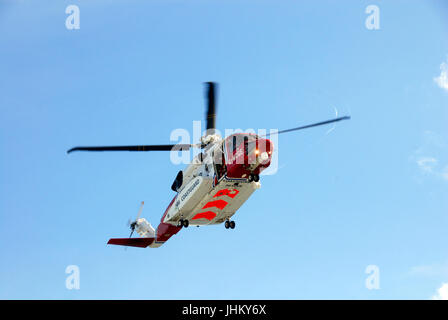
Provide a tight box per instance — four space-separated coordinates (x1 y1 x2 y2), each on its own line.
213 144 227 181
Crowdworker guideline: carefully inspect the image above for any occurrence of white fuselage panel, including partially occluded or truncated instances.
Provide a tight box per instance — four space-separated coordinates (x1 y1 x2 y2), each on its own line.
163 175 259 226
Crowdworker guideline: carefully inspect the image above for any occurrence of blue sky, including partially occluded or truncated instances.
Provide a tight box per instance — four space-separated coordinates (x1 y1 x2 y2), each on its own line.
0 0 447 299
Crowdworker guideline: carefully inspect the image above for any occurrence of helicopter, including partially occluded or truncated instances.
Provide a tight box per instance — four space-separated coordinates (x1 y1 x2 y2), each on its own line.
67 82 350 248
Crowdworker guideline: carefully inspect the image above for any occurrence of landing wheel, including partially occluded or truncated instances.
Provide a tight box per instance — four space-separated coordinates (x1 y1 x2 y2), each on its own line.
229 221 235 229
225 220 230 229
248 174 259 182
183 219 189 228
178 219 184 227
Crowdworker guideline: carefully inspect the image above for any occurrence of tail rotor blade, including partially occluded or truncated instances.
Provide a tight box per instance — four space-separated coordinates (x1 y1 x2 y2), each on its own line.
136 201 144 220
126 201 144 239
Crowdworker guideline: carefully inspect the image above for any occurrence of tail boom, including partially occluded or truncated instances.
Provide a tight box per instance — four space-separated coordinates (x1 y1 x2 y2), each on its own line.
107 196 182 248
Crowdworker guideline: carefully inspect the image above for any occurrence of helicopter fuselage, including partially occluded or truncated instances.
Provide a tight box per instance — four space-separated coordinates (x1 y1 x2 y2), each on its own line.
147 133 273 247
72 82 349 249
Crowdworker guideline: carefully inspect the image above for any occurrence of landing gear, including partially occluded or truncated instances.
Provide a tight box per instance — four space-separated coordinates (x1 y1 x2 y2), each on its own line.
248 174 259 182
224 220 235 229
179 219 189 228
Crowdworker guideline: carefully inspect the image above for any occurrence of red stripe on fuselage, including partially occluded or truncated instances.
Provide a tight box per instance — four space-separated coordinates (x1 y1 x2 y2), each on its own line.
202 199 228 210
213 188 239 199
157 196 181 243
192 211 217 221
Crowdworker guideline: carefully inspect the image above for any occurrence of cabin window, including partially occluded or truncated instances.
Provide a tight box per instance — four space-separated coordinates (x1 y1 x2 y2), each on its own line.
232 136 237 153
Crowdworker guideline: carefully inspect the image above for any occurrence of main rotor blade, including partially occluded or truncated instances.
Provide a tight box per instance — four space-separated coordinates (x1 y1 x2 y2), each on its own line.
263 116 351 137
205 82 217 133
67 144 193 154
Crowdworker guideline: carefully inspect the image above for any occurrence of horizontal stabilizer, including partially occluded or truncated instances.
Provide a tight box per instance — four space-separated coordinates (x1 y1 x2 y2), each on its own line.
107 237 155 248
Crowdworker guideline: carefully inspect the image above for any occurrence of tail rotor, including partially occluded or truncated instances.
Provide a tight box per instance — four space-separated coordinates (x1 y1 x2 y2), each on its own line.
127 201 144 238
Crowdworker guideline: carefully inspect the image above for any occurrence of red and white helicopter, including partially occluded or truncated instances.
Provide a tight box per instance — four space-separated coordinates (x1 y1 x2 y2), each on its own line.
68 82 349 248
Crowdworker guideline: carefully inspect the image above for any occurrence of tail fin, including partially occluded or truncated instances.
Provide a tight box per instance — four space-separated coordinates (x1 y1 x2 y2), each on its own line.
107 237 155 248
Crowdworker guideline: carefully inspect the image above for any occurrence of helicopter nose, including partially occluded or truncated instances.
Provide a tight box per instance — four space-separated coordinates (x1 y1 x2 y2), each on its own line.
254 138 273 165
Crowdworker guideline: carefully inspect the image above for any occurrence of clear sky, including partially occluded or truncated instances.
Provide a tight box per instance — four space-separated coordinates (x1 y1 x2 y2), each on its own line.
1 0 447 299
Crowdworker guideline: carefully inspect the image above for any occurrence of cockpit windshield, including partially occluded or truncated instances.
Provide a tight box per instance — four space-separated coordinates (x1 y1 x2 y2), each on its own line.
228 134 257 153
